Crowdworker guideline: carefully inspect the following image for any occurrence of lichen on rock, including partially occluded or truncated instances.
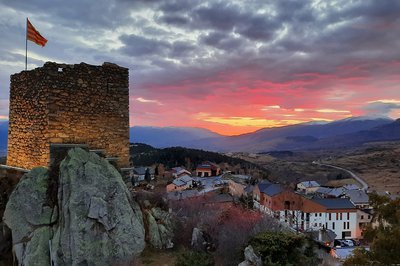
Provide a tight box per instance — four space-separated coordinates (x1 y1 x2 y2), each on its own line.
3 148 146 266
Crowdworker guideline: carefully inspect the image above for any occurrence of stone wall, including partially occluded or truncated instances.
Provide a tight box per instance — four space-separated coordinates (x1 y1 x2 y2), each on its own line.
7 62 130 169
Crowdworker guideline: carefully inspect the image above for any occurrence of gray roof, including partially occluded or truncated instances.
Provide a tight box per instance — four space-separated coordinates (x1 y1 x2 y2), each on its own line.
179 175 193 183
316 187 345 197
133 167 147 175
167 190 199 200
261 184 284 197
257 180 272 192
343 190 369 204
133 167 154 175
332 248 357 260
172 179 186 186
299 181 320 188
343 184 360 190
313 198 356 210
172 167 185 172
232 174 251 180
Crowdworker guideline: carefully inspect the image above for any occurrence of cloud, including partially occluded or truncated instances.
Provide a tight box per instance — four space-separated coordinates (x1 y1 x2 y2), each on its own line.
135 97 163 105
0 0 400 134
364 99 400 117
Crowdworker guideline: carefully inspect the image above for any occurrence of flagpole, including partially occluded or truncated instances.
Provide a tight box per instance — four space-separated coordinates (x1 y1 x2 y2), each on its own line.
25 18 28 71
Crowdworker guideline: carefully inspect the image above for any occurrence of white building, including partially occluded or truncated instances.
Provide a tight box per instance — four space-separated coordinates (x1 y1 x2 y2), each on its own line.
296 180 320 194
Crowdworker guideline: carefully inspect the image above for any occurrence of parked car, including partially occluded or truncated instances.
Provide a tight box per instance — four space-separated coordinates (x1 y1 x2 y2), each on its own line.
334 239 355 247
343 239 354 247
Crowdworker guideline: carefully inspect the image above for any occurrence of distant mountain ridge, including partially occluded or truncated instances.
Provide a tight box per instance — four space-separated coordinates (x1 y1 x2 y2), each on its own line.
130 117 399 152
130 126 222 148
0 117 398 155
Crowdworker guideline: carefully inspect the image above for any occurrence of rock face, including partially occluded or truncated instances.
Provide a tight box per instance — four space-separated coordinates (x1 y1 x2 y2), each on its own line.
191 228 206 251
3 148 145 265
146 207 174 249
238 245 262 266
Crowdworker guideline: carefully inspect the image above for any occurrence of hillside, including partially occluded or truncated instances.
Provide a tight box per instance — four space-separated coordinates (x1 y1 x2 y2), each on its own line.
326 141 400 194
130 143 269 178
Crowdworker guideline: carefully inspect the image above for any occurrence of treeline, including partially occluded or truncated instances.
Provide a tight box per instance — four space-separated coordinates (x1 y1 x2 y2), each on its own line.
130 143 268 176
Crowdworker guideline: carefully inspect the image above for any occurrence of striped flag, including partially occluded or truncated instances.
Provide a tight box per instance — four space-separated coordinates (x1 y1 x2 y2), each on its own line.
27 18 47 47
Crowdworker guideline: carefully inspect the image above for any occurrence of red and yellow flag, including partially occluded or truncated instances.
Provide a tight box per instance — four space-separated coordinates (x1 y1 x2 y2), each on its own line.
27 19 47 47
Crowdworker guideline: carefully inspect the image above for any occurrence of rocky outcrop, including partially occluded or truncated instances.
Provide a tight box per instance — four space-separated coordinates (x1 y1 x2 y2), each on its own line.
0 222 12 264
146 207 174 249
3 148 145 266
191 227 214 252
238 245 262 266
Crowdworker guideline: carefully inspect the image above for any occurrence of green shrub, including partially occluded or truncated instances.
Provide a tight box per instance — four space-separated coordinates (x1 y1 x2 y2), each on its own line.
174 250 214 266
249 231 318 266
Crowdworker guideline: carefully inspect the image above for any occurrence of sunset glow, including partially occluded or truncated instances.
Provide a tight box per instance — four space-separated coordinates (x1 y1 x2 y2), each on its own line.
0 1 399 135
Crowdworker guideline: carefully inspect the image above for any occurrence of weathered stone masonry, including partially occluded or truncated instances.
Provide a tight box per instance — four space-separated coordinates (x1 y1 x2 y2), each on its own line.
7 62 130 169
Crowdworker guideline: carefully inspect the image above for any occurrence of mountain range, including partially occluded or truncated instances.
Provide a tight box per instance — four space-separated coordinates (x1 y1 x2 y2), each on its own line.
0 117 398 155
131 117 400 152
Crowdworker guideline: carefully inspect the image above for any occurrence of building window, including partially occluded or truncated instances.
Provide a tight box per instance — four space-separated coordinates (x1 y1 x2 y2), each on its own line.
319 213 322 217
332 222 335 230
347 212 350 220
336 213 338 220
343 222 346 229
347 222 350 229
325 222 327 229
361 215 364 220
329 213 331 220
368 215 371 219
343 231 351 238
340 213 342 220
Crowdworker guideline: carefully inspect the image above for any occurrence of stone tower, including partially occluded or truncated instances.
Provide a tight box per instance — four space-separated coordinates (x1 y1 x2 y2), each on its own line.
7 62 130 170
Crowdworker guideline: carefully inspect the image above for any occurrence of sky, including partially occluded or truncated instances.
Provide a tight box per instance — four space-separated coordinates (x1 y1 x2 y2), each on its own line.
0 0 399 135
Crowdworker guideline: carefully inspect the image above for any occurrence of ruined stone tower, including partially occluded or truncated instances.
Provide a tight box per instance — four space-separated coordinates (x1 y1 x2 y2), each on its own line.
7 62 130 170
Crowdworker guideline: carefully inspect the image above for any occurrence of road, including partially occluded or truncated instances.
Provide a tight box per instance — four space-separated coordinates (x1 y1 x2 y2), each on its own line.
313 161 369 191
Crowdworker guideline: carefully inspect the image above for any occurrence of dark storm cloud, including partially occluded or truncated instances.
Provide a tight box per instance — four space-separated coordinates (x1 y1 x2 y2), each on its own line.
158 15 190 26
119 35 171 57
199 31 244 51
1 0 400 124
2 0 138 29
169 41 196 58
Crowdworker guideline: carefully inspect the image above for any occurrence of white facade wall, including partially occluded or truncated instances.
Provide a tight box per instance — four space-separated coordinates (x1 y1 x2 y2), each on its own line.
307 212 357 239
275 210 358 239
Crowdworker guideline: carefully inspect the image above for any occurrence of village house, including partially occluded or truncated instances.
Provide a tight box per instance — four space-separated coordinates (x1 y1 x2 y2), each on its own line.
342 189 370 209
356 209 373 238
166 174 194 192
171 167 192 178
253 182 360 239
130 166 155 184
227 175 252 198
195 162 222 177
296 180 320 194
303 198 358 239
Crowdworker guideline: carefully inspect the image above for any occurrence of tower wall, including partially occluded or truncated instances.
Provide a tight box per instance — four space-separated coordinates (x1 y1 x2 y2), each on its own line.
7 62 130 169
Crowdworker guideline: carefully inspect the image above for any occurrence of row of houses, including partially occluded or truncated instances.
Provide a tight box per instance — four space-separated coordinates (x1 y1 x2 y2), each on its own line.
130 162 222 188
166 163 224 192
228 178 372 242
170 163 223 178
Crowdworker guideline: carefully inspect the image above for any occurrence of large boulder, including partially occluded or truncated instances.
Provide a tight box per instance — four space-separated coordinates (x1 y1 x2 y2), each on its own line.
3 148 146 266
